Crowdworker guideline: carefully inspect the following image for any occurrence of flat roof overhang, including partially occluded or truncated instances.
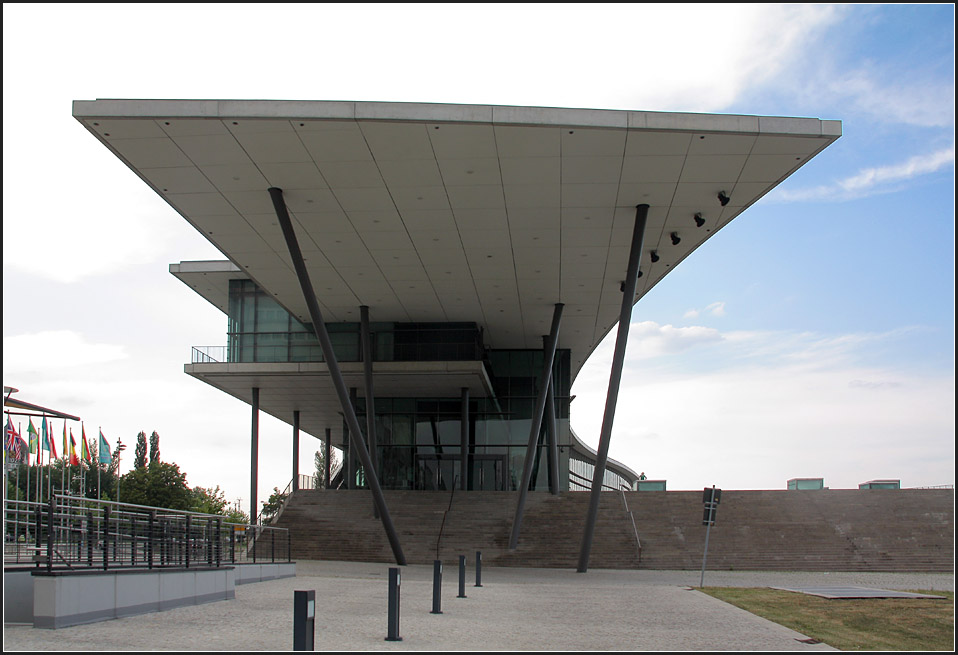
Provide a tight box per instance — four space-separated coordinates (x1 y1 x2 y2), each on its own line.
74 100 841 383
185 360 494 438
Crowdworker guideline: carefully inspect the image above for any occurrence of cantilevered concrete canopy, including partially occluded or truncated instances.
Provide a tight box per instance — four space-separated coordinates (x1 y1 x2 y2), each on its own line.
74 100 841 385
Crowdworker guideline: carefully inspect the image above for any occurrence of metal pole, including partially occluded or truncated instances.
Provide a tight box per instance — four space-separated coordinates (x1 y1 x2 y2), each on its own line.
251 387 259 524
509 303 563 549
457 555 467 598
460 387 469 491
544 336 559 495
475 551 483 587
292 410 300 492
431 560 443 614
324 428 332 489
361 306 379 518
578 204 648 573
269 186 406 565
386 567 402 641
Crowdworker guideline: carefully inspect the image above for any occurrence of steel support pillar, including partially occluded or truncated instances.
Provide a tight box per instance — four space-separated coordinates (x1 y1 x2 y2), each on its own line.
460 387 469 491
251 387 259 524
546 372 559 496
268 186 406 565
577 204 648 573
349 387 358 489
509 303 563 549
292 410 300 492
324 428 332 489
361 306 379 517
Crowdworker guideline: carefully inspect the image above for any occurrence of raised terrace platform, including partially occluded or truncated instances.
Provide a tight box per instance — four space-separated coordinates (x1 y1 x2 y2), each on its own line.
272 488 954 571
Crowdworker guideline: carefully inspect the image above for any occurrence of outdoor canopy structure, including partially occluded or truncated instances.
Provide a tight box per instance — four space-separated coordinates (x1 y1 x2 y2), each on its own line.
73 99 840 567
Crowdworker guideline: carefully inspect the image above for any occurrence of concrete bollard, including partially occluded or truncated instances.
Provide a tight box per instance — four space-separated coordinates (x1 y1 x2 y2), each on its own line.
457 555 467 598
475 551 483 587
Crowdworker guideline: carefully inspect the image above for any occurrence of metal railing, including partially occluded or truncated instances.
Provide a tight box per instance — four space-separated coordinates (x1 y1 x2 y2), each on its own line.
3 495 290 571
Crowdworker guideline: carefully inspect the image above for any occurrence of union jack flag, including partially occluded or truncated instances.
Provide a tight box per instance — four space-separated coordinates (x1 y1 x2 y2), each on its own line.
5 416 24 461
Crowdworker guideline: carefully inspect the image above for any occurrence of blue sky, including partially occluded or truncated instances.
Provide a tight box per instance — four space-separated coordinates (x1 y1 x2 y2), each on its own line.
3 4 954 508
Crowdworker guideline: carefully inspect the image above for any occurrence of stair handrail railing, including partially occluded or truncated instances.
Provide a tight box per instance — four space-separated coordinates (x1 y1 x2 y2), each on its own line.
620 489 642 561
435 474 459 560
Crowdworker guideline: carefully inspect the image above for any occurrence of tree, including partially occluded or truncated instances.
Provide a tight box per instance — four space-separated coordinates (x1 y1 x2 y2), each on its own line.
314 448 340 487
133 431 148 469
260 487 288 524
192 485 228 515
149 430 161 464
119 461 193 510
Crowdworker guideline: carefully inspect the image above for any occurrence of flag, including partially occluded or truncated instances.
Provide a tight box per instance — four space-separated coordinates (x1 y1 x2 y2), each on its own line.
43 418 58 459
81 424 91 463
69 429 80 466
5 416 22 459
28 419 39 454
98 430 112 465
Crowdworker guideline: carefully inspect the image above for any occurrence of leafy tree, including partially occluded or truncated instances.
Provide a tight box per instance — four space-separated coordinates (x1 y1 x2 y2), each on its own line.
133 431 148 469
314 448 340 487
149 431 161 464
260 487 288 524
192 485 228 515
118 461 193 510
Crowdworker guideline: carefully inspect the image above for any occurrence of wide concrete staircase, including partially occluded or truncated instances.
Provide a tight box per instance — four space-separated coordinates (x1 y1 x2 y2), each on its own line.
272 489 640 568
272 488 953 571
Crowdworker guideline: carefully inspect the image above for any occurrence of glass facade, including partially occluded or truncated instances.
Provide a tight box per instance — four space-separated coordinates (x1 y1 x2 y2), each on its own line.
226 280 572 492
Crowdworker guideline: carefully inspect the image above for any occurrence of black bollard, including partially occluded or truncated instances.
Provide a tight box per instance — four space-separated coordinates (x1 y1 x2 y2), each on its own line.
431 560 443 614
475 550 483 587
457 555 467 598
386 567 402 641
293 589 315 651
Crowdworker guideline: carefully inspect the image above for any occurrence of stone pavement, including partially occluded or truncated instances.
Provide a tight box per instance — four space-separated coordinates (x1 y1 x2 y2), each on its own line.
3 561 953 651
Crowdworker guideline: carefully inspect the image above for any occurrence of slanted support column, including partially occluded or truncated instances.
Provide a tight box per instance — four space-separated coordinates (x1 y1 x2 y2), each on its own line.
324 428 332 489
268 186 406 566
292 410 300 492
543 338 559 496
578 204 648 573
360 306 379 517
250 387 259 524
509 303 564 550
460 387 469 491
349 387 358 489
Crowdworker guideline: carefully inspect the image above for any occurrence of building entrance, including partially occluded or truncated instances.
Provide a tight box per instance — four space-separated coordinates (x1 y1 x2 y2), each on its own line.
414 454 507 491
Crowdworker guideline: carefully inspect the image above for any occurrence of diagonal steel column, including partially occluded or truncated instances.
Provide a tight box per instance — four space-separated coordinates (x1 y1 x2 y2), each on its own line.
268 187 406 565
543 335 560 495
509 303 563 549
577 204 648 572
251 387 259 524
360 306 379 518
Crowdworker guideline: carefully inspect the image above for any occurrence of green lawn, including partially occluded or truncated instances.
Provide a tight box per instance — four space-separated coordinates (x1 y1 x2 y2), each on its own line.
700 587 954 651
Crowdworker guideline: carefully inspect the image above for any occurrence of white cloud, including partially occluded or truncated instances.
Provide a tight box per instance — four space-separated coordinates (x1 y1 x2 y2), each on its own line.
769 147 955 202
2 331 127 372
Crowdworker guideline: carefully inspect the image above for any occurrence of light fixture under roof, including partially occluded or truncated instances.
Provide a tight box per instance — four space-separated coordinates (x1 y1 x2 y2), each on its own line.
694 213 706 228
718 191 730 207
670 232 681 246
650 250 660 263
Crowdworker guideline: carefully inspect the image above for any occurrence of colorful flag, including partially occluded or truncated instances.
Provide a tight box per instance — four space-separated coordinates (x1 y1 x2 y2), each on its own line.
28 419 39 454
43 418 58 459
98 430 112 465
5 416 22 459
69 429 80 466
81 424 91 462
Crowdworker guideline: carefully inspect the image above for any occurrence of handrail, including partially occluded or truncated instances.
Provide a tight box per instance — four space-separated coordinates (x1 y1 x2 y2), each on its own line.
620 489 642 561
435 475 459 560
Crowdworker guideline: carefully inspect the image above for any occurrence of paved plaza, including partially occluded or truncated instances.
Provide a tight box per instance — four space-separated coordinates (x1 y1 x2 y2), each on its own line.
3 561 953 651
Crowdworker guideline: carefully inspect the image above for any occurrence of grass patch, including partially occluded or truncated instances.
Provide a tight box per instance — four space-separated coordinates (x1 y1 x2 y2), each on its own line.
700 587 953 651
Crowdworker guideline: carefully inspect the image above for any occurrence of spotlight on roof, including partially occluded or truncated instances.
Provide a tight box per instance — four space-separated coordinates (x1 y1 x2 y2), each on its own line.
694 213 706 228
650 250 660 263
670 232 681 246
718 191 730 207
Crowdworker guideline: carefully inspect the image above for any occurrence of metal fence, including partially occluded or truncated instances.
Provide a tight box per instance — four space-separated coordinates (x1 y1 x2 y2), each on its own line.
3 495 290 571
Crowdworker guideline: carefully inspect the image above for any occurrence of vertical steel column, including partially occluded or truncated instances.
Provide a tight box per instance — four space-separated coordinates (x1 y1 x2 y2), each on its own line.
348 387 358 489
577 204 648 573
460 387 469 491
251 387 260 524
509 303 564 549
543 335 560 495
292 410 300 492
361 306 379 517
324 428 332 489
269 186 406 566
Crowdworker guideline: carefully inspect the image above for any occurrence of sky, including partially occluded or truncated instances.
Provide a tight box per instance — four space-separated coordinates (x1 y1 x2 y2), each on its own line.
3 4 954 513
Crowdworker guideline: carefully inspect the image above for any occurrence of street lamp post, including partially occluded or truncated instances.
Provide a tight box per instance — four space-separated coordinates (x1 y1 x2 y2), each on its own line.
115 438 127 504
